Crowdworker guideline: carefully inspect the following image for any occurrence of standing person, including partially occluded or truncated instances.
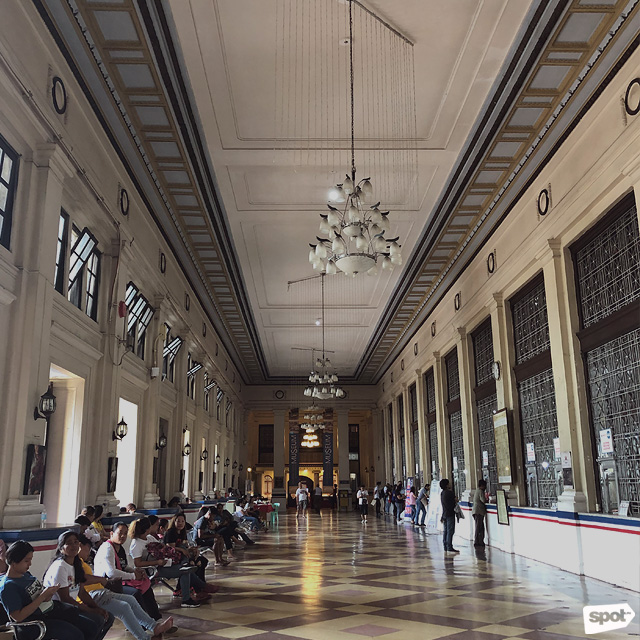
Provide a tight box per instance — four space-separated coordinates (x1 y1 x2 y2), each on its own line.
414 483 429 526
313 485 323 514
395 482 406 523
295 482 309 518
383 484 390 516
356 485 369 523
332 484 338 509
373 482 382 518
42 532 114 640
440 479 459 555
390 484 398 520
472 479 488 547
406 485 417 524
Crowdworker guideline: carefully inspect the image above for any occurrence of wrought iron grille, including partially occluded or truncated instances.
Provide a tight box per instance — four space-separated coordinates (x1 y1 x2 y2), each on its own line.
390 439 395 481
449 410 466 494
473 322 494 386
512 280 550 364
413 428 421 478
400 434 406 478
429 421 439 479
576 204 639 328
477 393 498 495
446 350 460 401
409 384 418 424
425 370 436 413
518 368 559 508
398 395 404 429
586 328 640 517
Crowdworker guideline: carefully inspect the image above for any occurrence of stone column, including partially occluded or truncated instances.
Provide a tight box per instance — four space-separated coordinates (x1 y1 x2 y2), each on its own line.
391 395 402 481
489 293 522 503
433 352 450 480
1 144 74 528
337 408 350 498
272 409 287 512
401 384 413 481
456 327 479 502
415 368 429 488
382 405 392 483
542 240 589 512
371 408 383 484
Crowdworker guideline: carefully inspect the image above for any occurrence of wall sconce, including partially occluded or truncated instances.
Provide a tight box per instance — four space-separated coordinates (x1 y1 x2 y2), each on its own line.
239 463 243 472
232 460 238 470
201 448 208 461
215 454 221 464
112 417 128 441
34 383 56 421
370 465 375 473
183 442 192 456
224 457 230 467
364 467 369 473
156 433 167 450
247 467 252 473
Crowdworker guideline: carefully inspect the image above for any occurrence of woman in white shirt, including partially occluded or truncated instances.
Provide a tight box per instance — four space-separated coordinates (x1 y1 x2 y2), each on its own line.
93 523 161 621
43 531 113 640
356 485 369 523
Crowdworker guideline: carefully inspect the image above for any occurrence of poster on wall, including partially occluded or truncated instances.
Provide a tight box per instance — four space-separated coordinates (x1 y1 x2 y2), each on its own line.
107 456 118 493
322 431 333 487
23 444 47 498
404 477 414 517
496 490 509 525
425 480 442 530
493 409 512 484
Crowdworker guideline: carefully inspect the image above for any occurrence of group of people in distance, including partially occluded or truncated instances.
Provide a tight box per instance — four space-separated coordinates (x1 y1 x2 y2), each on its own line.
354 478 490 553
0 500 270 640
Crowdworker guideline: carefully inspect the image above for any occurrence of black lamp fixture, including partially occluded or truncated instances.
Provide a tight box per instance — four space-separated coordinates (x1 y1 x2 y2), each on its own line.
370 465 375 473
201 448 208 461
224 457 230 467
364 467 369 473
215 454 221 464
232 460 238 470
183 442 192 456
34 383 56 421
156 433 168 450
112 417 128 441
239 463 244 472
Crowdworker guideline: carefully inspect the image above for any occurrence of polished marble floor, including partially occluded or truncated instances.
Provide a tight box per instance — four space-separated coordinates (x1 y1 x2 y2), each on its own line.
105 512 639 640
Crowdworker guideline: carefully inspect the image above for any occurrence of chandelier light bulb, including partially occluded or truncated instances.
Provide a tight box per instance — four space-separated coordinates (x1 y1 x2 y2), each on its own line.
391 254 402 266
343 175 353 194
362 179 373 197
370 223 382 236
327 209 340 227
374 235 387 252
356 235 368 251
389 241 400 256
319 217 330 234
316 243 328 259
326 260 337 275
380 214 390 233
381 255 393 271
348 204 359 221
308 247 317 263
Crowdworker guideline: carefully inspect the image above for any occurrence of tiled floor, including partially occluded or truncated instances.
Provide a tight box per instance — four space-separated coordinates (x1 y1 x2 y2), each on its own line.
106 512 639 639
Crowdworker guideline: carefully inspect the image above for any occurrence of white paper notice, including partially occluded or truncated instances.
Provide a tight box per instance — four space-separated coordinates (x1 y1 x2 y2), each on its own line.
526 442 536 462
600 428 613 453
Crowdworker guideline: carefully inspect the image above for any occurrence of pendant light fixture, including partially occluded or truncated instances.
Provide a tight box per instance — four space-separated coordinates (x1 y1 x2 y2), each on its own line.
309 0 402 276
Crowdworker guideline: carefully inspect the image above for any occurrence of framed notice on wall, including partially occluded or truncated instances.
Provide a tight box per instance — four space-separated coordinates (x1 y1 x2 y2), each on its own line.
493 409 512 484
496 490 509 525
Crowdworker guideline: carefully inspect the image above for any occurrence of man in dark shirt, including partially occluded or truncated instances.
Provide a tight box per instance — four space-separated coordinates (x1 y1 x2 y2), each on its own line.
440 479 459 554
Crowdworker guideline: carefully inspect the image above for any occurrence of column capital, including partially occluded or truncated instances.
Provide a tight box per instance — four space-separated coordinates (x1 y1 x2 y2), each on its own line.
535 238 562 262
33 143 75 182
414 367 422 377
489 292 504 312
456 326 467 340
432 351 441 361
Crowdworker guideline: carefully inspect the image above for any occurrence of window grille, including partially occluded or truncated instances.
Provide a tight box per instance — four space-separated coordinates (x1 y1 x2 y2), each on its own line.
54 211 69 294
429 421 439 479
476 393 498 495
512 280 550 364
85 251 100 321
0 135 18 249
446 350 460 402
473 321 494 386
450 410 466 494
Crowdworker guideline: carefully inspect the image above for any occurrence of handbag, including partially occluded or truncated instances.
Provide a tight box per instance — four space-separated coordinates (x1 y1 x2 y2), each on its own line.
420 496 429 508
453 503 465 520
109 541 152 594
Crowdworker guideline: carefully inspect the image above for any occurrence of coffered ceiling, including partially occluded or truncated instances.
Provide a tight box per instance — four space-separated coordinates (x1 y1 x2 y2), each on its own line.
34 0 639 384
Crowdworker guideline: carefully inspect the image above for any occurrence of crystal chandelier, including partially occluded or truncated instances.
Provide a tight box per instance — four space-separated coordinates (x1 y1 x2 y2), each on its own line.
303 274 345 400
300 405 326 447
308 0 402 277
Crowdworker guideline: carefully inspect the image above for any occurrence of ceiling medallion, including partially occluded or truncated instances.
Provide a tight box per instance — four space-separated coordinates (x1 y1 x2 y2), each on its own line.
308 0 403 277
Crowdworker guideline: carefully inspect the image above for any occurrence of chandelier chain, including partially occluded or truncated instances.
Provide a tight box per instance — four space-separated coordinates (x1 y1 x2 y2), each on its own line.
349 0 355 179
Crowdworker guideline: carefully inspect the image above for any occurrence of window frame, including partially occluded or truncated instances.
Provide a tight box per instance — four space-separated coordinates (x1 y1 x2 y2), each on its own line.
0 134 19 250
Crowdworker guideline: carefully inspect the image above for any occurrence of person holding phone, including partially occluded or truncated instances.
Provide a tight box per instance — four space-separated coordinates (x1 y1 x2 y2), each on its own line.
0 540 94 640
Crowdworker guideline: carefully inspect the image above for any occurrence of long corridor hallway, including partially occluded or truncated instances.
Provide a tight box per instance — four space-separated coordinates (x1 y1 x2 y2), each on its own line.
107 513 639 640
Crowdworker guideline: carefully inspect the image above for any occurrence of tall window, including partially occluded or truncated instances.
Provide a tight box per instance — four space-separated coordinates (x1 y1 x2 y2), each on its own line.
0 135 19 249
572 195 640 517
203 373 210 413
472 319 498 495
125 282 154 359
216 388 224 421
186 353 196 400
54 211 69 294
409 383 420 481
445 349 465 495
258 424 274 464
511 277 559 509
388 403 395 481
162 323 182 382
424 368 439 481
398 394 406 479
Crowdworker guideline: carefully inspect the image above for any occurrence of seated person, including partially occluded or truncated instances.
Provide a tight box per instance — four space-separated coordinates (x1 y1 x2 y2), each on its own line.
129 518 214 607
125 504 142 516
163 514 209 580
234 501 263 531
191 508 228 566
167 497 181 509
90 506 108 543
74 516 101 547
0 539 7 576
76 534 173 640
93 523 161 621
42 531 113 639
1 540 98 640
